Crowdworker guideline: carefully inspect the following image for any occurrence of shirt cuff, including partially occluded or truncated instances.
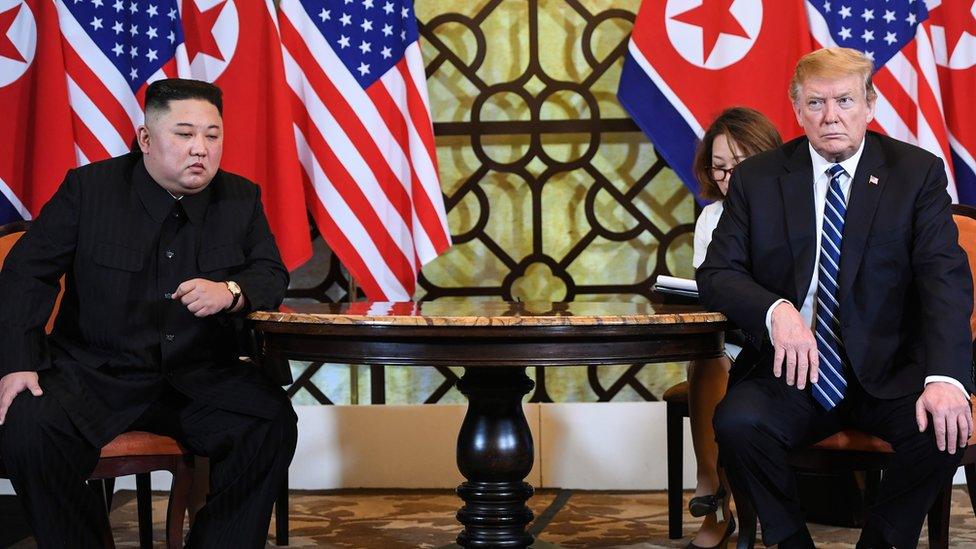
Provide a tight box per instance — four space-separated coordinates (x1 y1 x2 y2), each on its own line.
765 299 791 344
925 376 971 400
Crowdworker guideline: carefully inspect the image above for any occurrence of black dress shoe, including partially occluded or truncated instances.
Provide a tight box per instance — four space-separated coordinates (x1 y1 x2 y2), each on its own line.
685 516 736 549
689 486 727 518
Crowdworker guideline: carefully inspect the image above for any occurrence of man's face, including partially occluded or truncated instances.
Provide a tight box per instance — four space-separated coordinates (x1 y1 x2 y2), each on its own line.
793 73 875 163
138 98 223 196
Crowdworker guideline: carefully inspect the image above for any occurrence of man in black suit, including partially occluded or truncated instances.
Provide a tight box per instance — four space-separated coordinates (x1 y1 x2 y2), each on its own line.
0 79 296 548
698 47 974 548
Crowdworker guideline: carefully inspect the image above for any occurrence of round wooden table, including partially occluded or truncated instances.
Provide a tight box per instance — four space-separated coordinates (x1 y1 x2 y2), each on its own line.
249 300 726 548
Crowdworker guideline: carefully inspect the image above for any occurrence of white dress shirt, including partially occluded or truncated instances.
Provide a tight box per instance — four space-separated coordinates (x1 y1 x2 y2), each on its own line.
763 140 967 399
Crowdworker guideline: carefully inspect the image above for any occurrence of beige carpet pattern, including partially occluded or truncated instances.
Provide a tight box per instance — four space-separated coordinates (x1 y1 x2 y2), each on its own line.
10 488 976 547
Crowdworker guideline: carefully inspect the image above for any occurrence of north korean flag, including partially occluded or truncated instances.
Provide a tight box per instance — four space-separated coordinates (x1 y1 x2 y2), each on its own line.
928 0 976 205
0 0 76 225
618 0 812 199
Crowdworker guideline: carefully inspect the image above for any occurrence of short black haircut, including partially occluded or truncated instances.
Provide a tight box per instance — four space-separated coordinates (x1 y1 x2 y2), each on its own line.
144 78 223 116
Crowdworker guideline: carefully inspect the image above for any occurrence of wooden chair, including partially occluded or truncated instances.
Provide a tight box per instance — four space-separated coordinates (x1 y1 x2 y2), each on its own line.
732 204 976 549
0 221 195 549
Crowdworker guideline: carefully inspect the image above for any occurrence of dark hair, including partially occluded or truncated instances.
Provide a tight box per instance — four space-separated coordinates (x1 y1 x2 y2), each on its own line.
144 78 223 116
693 107 782 201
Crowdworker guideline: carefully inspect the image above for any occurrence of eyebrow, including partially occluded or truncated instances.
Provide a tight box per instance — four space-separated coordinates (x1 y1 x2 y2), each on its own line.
173 122 221 130
806 90 856 99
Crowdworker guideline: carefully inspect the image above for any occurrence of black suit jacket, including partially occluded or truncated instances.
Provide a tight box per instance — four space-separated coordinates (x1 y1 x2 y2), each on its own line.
697 131 974 399
0 153 290 446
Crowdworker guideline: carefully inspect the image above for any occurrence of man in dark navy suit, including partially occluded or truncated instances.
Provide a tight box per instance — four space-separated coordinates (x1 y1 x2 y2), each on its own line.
698 48 974 548
0 79 296 548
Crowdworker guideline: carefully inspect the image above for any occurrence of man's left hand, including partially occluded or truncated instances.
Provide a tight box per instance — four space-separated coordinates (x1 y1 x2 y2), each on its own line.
173 278 233 317
916 382 973 454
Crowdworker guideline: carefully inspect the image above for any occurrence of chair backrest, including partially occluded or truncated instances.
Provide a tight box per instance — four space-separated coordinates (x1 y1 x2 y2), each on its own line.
0 221 62 334
0 221 29 263
952 204 976 338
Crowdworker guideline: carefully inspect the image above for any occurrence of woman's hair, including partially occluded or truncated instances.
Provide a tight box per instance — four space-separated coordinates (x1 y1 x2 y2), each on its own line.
693 107 783 201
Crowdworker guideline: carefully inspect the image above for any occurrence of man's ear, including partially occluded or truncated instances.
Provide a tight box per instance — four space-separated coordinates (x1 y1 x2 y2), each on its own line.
136 126 151 154
793 102 803 127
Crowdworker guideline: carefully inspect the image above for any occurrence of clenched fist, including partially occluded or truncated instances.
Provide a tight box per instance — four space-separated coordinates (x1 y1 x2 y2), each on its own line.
173 278 234 317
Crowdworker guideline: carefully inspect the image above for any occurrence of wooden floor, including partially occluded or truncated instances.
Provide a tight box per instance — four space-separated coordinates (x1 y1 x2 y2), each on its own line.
7 487 976 547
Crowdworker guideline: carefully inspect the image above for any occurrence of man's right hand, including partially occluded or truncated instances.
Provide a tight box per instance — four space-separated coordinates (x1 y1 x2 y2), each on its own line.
771 302 820 390
0 372 42 425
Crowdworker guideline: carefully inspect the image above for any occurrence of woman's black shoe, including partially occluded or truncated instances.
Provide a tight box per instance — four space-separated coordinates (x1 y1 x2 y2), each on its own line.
688 486 727 518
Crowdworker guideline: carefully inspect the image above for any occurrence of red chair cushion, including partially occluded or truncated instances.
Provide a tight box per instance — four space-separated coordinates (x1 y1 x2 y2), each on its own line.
809 430 894 453
99 431 187 458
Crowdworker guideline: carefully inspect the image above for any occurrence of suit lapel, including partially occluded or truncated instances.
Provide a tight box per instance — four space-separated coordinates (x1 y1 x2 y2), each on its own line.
838 133 886 304
780 142 817 305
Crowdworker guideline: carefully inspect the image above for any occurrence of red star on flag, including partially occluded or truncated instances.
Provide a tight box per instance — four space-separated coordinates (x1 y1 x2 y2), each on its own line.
183 0 227 63
928 0 976 58
671 0 750 62
0 3 26 63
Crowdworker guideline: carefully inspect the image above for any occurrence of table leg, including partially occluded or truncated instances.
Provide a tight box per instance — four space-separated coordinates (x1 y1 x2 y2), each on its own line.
455 367 536 548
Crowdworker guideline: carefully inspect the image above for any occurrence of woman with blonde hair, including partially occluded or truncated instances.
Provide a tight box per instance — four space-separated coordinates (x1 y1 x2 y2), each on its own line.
684 106 782 548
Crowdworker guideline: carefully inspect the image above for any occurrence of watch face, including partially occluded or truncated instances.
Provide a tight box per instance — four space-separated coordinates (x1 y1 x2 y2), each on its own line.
228 281 241 295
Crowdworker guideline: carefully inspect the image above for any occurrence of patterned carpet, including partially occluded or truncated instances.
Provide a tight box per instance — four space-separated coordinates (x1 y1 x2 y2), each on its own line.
8 487 976 547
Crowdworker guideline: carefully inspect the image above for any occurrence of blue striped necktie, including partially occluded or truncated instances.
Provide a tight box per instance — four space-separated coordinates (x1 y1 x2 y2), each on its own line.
813 164 849 410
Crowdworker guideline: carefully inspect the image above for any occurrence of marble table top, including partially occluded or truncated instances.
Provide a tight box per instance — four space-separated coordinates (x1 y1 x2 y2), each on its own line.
248 300 726 327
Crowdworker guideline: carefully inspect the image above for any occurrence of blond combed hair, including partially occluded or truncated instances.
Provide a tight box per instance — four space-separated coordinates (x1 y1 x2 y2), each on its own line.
789 47 877 104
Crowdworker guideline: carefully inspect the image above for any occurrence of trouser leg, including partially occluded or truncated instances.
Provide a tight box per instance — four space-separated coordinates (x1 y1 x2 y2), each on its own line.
713 375 842 545
173 397 298 549
0 393 107 548
853 390 964 548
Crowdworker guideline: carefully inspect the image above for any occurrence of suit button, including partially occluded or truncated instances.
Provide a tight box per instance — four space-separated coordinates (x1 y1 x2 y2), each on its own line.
165 250 175 259
164 334 175 342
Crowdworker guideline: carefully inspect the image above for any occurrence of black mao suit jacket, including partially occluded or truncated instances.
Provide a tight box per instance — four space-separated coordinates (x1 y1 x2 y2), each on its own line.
697 131 974 399
0 152 291 447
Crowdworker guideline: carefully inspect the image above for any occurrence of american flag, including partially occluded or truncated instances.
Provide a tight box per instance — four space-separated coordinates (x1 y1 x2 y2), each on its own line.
807 0 958 200
278 0 451 300
57 0 188 164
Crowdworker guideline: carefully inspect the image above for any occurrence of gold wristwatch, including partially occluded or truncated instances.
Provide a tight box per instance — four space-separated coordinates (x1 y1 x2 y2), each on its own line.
225 280 242 309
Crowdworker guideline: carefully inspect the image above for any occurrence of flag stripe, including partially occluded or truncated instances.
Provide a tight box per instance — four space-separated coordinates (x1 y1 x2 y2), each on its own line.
280 43 417 281
372 66 450 257
624 40 704 138
0 175 31 221
400 48 438 170
70 111 113 165
872 67 918 136
395 57 452 252
294 126 408 299
62 44 135 145
303 178 385 299
65 76 128 158
287 86 417 290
